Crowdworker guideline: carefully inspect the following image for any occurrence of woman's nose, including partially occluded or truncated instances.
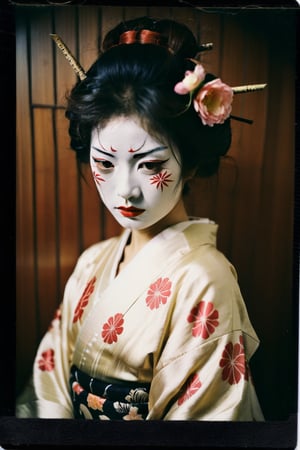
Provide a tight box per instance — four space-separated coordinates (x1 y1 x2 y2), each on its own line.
118 187 141 202
117 172 141 201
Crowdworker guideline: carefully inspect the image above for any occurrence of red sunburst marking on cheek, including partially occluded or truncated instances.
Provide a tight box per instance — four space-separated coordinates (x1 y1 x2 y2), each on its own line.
150 171 174 191
93 171 106 185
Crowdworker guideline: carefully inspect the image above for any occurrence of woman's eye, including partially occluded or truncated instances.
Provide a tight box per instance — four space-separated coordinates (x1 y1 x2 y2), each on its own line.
139 160 168 174
92 158 114 171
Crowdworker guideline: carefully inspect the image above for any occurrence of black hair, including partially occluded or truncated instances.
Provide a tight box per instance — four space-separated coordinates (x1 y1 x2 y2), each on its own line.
66 16 231 178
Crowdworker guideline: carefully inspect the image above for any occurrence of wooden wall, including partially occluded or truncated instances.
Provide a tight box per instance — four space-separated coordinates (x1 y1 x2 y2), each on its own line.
16 5 297 421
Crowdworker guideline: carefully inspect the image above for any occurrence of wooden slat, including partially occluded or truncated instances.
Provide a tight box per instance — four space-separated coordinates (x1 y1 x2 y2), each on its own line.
78 6 100 71
16 11 37 395
207 13 235 238
147 6 171 20
197 11 222 75
217 15 246 151
30 8 54 105
220 14 268 280
124 6 148 20
34 108 59 337
56 109 81 298
213 157 238 258
54 7 77 106
249 24 295 419
100 5 124 48
170 6 199 37
215 15 267 268
184 176 217 220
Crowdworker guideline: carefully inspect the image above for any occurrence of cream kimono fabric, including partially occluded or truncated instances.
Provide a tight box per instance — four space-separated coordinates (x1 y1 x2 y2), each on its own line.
17 220 264 420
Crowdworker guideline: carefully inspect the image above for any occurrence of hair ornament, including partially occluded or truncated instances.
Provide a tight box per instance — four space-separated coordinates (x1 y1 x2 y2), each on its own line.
197 42 214 52
50 33 266 127
50 33 87 81
139 29 161 45
174 60 267 126
232 84 267 94
119 29 162 46
50 33 213 82
119 30 137 44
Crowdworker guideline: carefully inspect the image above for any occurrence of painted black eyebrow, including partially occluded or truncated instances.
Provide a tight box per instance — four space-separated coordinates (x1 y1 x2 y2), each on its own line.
91 145 168 159
91 147 115 158
133 146 168 159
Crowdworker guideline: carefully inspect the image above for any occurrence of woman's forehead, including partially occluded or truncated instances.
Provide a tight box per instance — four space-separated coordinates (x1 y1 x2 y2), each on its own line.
92 117 164 152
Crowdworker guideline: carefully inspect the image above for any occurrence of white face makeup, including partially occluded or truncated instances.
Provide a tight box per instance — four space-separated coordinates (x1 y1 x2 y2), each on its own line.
90 117 183 231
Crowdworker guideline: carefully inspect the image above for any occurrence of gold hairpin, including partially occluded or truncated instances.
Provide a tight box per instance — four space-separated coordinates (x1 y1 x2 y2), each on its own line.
198 42 214 52
232 84 267 94
230 83 267 124
50 33 87 81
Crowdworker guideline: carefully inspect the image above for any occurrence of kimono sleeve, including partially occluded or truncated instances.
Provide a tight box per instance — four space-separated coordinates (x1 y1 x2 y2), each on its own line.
147 251 264 421
148 331 263 421
16 244 101 418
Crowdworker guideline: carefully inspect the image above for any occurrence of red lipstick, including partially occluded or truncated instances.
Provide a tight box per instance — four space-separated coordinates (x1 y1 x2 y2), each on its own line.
117 206 145 218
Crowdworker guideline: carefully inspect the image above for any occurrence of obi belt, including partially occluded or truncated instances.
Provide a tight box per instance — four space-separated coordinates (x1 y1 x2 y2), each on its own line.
70 365 150 420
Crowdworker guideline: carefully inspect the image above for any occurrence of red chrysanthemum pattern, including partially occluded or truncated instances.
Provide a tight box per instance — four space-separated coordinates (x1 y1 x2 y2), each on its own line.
150 171 174 191
38 348 55 371
178 373 202 405
73 276 96 323
219 336 247 385
187 301 219 338
145 277 172 310
101 313 124 344
93 171 106 185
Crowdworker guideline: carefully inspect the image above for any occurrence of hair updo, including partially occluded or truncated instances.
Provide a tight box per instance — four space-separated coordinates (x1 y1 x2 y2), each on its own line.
66 16 232 178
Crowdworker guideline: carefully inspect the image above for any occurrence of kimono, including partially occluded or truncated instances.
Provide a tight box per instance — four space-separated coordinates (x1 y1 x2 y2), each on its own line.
16 219 264 421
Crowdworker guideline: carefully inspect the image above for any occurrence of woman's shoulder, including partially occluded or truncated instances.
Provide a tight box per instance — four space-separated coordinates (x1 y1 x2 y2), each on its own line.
176 221 239 285
75 234 122 268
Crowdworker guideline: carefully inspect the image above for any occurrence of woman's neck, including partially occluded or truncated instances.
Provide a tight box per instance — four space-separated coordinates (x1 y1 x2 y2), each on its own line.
133 198 188 248
117 198 188 273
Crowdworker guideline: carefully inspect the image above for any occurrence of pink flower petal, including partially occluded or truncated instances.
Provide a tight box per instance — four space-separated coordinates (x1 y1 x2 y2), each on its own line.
174 82 190 95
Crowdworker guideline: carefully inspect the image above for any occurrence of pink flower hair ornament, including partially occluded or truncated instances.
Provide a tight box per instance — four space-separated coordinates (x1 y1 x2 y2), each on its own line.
174 59 267 126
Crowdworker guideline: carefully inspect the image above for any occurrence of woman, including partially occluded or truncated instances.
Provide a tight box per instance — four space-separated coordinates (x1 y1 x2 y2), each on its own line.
17 16 264 421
